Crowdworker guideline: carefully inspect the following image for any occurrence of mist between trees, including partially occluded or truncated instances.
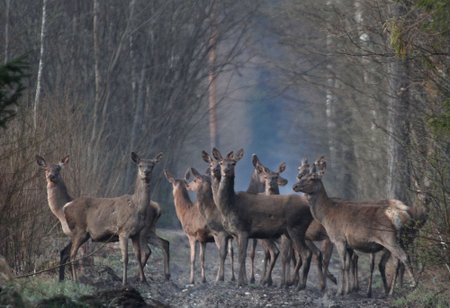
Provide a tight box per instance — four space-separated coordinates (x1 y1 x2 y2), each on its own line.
0 0 448 286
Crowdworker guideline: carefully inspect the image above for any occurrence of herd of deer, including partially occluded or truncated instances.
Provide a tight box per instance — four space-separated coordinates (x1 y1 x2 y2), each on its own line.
36 148 427 297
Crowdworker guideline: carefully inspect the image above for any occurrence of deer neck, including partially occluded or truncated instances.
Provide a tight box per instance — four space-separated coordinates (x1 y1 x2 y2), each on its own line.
46 181 72 220
196 184 216 219
172 185 193 222
265 186 279 195
216 175 236 218
131 177 151 211
210 175 220 206
305 181 331 224
246 170 264 194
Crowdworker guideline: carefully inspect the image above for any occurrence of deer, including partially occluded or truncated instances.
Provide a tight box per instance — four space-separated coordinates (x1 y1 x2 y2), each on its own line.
184 167 236 282
252 159 336 289
293 156 419 296
211 148 324 290
61 152 163 285
164 169 215 284
36 154 170 282
202 151 280 285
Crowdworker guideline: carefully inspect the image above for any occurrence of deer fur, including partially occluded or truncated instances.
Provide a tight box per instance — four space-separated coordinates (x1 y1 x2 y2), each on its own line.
211 148 324 290
164 169 214 284
185 167 236 282
36 154 170 282
293 157 418 296
62 152 162 285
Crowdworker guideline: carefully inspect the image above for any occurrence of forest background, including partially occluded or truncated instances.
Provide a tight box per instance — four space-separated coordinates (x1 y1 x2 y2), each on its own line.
0 0 448 305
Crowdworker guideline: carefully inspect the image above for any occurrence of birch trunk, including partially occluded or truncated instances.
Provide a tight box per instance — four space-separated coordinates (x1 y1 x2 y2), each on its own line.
33 0 48 131
208 2 218 149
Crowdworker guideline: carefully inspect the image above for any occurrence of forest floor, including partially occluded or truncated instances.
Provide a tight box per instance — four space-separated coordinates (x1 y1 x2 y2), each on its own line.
76 229 395 307
2 229 421 307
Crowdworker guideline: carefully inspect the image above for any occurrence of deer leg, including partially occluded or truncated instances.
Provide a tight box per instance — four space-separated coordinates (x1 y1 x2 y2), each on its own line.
262 239 279 287
131 236 146 283
188 236 196 285
199 241 207 283
59 241 72 281
69 233 89 282
148 232 171 280
119 235 130 286
280 235 290 288
306 240 325 291
237 233 249 286
367 253 375 298
248 239 257 284
214 234 227 282
321 239 337 285
290 248 300 286
381 241 416 290
288 229 312 291
379 249 390 294
228 238 235 281
350 250 359 292
334 241 350 296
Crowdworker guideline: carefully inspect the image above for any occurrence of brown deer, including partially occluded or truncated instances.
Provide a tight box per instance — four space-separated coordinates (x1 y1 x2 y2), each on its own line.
315 156 427 297
164 169 215 284
62 152 163 285
293 157 418 296
185 167 236 282
211 148 324 290
36 154 170 282
253 159 336 288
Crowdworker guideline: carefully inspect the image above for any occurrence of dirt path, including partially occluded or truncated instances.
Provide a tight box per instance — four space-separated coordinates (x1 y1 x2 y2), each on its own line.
88 229 391 307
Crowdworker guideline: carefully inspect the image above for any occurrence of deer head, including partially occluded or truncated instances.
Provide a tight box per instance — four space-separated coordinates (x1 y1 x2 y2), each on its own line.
202 150 221 180
164 169 187 189
36 155 69 184
293 158 323 194
256 161 288 194
132 152 163 183
212 148 244 178
185 167 211 193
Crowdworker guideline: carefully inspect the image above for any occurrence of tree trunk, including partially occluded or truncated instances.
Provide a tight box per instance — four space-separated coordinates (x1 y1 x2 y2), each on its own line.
208 1 218 149
3 0 10 64
33 0 48 131
386 2 411 203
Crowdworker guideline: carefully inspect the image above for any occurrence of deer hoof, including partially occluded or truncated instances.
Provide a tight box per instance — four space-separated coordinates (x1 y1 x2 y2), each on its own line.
165 274 171 280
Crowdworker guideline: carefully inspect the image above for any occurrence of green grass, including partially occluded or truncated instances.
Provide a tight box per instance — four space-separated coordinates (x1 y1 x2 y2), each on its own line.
1 276 94 306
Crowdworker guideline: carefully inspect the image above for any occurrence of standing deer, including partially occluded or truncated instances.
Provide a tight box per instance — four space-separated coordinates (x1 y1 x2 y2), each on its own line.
164 169 214 284
36 154 170 282
293 157 417 296
185 167 235 282
246 154 281 286
254 159 337 288
211 148 323 290
36 155 73 281
62 152 163 285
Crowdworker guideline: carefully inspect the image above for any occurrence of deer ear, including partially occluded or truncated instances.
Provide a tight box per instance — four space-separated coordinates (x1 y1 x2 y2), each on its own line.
212 148 222 160
201 150 211 163
277 176 288 186
36 155 46 167
226 151 234 160
164 169 174 183
234 149 244 161
60 155 70 166
251 154 260 167
184 168 191 181
278 162 286 174
131 152 140 164
191 167 201 177
154 152 163 162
